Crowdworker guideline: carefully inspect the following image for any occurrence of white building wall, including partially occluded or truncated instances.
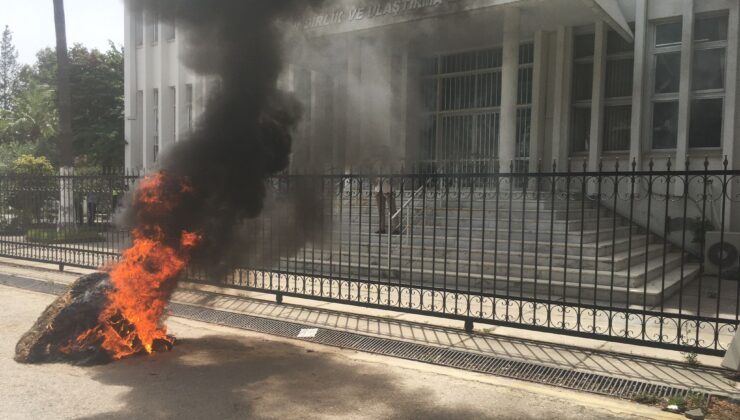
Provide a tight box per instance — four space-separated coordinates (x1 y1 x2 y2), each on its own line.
124 3 203 171
124 0 740 175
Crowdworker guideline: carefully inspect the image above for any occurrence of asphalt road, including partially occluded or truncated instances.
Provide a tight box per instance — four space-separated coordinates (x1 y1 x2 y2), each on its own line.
0 284 675 420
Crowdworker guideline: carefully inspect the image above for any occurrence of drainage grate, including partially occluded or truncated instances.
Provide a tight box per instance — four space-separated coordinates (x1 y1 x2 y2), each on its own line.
2 275 712 404
0 275 68 296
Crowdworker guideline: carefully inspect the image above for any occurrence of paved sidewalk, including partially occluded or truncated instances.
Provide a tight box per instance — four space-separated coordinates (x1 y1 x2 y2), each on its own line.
172 285 740 397
0 257 737 399
1 285 674 420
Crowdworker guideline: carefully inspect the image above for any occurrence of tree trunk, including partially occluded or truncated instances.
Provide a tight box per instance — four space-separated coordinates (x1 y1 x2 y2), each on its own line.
53 0 75 228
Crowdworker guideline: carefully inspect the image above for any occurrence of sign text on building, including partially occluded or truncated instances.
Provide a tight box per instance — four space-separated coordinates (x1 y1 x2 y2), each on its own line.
304 0 446 29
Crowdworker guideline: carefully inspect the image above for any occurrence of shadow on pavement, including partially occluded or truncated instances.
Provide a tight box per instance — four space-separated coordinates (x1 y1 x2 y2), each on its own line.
78 334 489 420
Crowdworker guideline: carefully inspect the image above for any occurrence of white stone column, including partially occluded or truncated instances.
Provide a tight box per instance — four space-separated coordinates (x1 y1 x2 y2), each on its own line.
345 36 363 171
159 24 174 158
675 0 695 173
141 8 154 170
395 47 410 169
724 5 738 169
551 26 573 171
194 74 207 123
123 3 137 170
724 3 739 231
499 7 521 172
589 21 607 172
630 0 648 168
310 70 325 170
529 30 547 172
174 24 185 144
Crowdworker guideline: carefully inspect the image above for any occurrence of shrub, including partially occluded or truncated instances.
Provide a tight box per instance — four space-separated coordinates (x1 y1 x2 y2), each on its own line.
26 227 103 244
12 155 54 175
8 155 56 228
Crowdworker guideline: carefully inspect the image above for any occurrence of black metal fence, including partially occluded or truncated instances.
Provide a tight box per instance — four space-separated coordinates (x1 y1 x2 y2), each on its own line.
1 160 738 355
0 169 139 268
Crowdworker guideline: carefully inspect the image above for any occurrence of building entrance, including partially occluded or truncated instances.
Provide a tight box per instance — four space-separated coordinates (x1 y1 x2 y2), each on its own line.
419 45 533 174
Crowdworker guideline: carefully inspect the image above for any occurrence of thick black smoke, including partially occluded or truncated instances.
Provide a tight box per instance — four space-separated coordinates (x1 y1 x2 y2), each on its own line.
127 0 327 268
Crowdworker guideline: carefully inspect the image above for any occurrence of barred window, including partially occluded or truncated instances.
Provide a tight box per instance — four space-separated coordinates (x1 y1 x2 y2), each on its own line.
185 84 193 130
652 101 679 150
603 105 631 151
515 43 534 174
603 28 634 152
135 10 144 46
570 32 594 155
170 87 176 143
689 98 723 148
654 52 681 94
152 10 159 43
571 107 591 153
689 14 727 149
572 62 594 101
651 20 682 150
420 47 503 165
165 17 176 41
153 89 159 161
656 21 682 47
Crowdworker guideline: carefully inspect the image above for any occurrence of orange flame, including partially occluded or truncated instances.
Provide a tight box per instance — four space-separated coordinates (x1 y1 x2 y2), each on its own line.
69 172 201 360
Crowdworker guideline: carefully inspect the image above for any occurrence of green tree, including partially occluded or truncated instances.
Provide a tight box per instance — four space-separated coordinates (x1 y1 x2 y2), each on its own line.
68 43 124 168
0 78 58 148
13 46 124 167
0 141 35 171
0 25 20 112
9 155 56 229
0 42 124 168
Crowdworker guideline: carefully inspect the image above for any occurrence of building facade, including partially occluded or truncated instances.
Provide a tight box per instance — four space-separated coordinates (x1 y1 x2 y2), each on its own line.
124 0 740 176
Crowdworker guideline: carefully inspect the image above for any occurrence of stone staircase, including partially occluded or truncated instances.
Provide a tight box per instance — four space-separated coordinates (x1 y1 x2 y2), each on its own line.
276 187 700 307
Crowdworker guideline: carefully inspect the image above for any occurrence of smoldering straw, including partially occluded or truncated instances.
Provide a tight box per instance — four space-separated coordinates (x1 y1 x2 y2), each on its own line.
125 0 328 270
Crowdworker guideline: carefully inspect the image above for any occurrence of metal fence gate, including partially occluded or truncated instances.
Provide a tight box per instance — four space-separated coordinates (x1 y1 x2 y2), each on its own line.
0 161 738 356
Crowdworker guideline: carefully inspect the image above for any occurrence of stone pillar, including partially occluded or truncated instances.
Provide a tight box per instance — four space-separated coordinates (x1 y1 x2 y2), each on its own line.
675 0 695 174
630 0 648 168
551 26 573 171
723 4 739 167
124 3 137 170
159 27 174 158
393 47 410 170
589 21 607 172
141 8 154 170
345 36 363 171
730 3 740 231
529 30 547 172
332 55 348 173
174 23 185 145
499 7 521 172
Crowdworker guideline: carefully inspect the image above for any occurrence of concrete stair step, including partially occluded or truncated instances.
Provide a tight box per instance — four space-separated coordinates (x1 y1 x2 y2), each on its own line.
403 207 611 221
268 261 701 306
300 242 666 272
337 216 624 232
279 251 685 289
331 224 638 243
315 233 652 257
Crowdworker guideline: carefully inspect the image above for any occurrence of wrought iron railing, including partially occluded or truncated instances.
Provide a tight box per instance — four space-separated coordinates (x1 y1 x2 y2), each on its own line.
0 160 738 355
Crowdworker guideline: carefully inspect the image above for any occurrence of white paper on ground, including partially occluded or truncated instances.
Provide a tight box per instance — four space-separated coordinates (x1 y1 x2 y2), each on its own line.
297 328 318 338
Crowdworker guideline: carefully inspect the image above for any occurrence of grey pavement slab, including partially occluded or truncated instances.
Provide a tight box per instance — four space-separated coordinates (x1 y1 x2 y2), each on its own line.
0 285 672 420
0 260 738 399
172 286 739 397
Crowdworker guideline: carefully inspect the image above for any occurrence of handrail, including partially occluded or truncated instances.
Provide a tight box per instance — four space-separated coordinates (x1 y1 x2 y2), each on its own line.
391 178 433 233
